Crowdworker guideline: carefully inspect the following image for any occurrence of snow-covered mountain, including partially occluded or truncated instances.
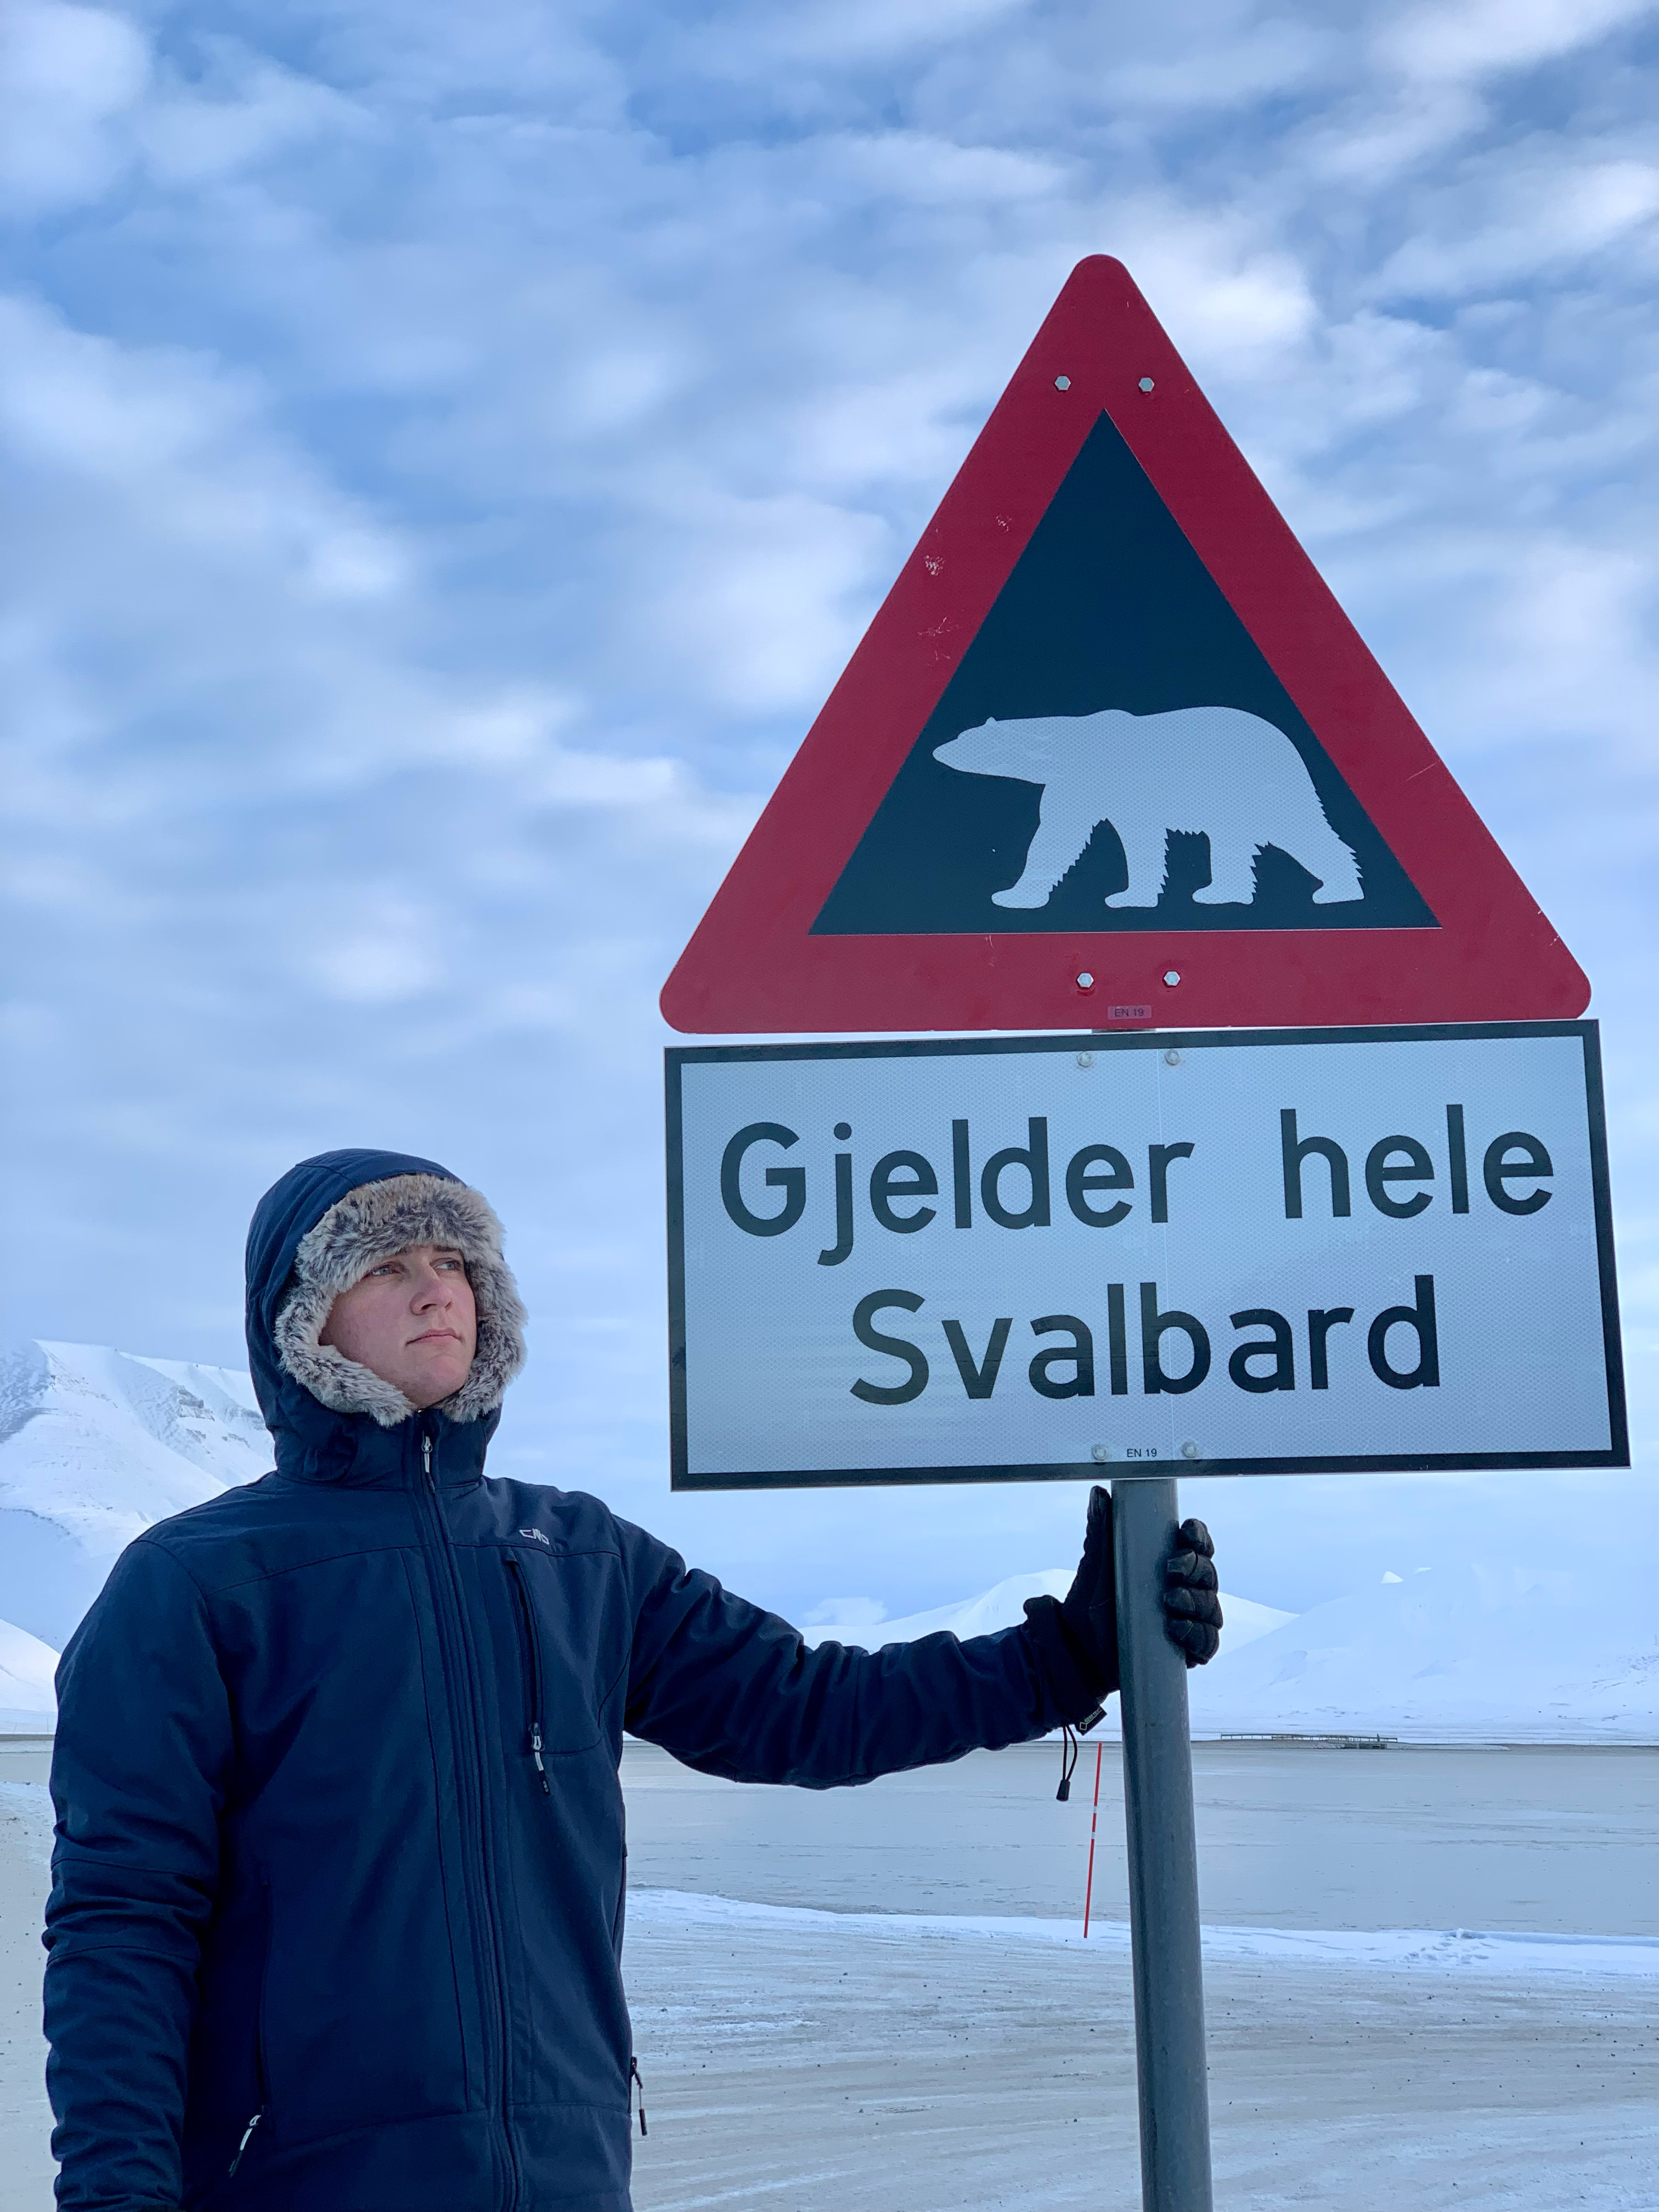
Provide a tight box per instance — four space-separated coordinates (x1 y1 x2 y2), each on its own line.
805 1572 1294 1656
0 1340 269 1661
1187 1562 1658 1746
808 1563 1658 1745
0 1616 59 1733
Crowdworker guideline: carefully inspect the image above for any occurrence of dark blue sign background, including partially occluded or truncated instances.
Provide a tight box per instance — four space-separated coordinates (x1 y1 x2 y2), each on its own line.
814 411 1436 937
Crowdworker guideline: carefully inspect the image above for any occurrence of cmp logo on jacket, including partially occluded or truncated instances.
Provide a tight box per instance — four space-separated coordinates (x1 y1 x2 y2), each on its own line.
811 412 1435 937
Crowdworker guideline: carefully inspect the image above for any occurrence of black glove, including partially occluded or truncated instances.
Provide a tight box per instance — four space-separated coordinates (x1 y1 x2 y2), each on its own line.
1061 1480 1121 1689
1024 1488 1224 1719
1163 1518 1222 1667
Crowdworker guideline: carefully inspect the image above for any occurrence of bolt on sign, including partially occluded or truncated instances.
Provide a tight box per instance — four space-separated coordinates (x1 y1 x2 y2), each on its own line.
666 1024 1624 1489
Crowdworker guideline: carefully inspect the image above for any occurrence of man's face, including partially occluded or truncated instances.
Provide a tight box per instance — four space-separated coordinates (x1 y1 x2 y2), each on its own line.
319 1244 478 1410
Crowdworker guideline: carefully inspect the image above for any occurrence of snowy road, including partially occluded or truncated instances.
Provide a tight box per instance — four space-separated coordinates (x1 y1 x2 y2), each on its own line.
616 1743 1658 2210
2 1740 1655 2210
624 1890 1656 2212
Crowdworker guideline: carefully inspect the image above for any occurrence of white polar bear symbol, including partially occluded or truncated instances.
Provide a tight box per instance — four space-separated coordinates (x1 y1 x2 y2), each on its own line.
933 703 1364 910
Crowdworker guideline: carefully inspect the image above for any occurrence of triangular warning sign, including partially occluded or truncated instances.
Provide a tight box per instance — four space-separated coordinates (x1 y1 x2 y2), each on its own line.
662 257 1588 1035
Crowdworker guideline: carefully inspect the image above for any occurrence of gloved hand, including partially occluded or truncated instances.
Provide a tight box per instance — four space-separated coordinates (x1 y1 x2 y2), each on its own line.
1024 1486 1224 1720
1161 1516 1222 1666
1059 1480 1120 1690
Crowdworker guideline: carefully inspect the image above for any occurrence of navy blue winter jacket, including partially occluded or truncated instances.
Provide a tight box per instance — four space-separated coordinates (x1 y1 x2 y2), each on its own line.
44 1149 1097 2211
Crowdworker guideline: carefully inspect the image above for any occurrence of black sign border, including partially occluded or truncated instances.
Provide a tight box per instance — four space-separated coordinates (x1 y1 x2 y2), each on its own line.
665 1020 1627 1489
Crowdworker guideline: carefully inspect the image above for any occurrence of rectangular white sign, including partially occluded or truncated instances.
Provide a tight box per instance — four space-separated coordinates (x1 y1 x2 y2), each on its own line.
666 1024 1624 1488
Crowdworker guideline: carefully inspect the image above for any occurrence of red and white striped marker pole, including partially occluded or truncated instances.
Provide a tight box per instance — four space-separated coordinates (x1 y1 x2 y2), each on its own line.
1081 1736 1104 1937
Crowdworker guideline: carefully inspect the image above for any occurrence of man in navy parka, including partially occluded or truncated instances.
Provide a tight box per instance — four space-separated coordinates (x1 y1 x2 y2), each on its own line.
43 1148 1222 2212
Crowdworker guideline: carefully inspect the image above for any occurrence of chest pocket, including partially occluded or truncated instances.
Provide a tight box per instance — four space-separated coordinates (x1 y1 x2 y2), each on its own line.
500 1545 610 1760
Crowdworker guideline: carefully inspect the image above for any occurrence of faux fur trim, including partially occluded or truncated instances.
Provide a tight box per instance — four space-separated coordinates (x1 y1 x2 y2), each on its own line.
274 1173 527 1427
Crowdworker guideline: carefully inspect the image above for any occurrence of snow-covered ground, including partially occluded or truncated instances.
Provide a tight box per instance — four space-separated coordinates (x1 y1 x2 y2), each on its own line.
0 1778 54 2212
7 1694 1657 2212
619 1888 1656 2212
614 1743 1657 2210
637 1882 1659 1977
3 1741 1655 2211
0 1627 57 1737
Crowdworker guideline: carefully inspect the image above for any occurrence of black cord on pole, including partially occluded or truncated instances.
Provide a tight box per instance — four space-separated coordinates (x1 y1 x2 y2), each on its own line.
1056 1720 1078 1801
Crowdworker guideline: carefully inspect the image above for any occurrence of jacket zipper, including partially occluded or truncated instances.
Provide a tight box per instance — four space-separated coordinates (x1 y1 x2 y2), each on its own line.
505 1555 550 1795
419 1424 521 2209
227 2111 262 2177
228 1878 273 2177
629 2055 648 2138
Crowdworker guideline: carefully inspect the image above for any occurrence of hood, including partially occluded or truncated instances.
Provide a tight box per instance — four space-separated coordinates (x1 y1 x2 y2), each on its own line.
245 1147 527 1485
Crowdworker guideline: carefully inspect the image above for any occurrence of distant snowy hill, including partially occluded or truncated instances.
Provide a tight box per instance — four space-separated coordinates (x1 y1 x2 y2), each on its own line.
0 1341 269 1660
0 1617 59 1733
808 1562 1658 1745
1187 1562 1658 1746
805 1572 1294 1657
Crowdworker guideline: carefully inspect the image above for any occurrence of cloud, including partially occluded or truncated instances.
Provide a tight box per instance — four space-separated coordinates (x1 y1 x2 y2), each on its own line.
0 3 148 215
2 0 1654 1618
1097 18 1341 111
1376 0 1655 85
0 292 409 614
1371 145 1659 300
137 45 371 188
1107 208 1320 360
679 0 1034 75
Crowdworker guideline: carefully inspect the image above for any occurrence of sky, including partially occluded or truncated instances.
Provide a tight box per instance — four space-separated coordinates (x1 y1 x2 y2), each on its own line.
2 0 1655 1622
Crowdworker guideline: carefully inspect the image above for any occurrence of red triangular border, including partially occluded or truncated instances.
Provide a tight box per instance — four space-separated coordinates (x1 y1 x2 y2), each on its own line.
662 257 1588 1034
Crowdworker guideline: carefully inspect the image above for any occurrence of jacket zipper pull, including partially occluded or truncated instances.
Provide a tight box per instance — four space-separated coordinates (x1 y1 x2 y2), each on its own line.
422 1432 433 1483
629 2055 647 2138
228 2109 263 2176
508 1554 552 1796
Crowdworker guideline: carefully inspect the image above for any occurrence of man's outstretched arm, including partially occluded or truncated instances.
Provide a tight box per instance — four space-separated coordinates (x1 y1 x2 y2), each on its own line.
45 1539 233 2211
618 1486 1221 1787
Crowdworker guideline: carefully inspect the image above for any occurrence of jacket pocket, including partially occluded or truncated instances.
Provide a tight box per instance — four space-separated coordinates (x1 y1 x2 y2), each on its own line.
505 1551 551 1794
256 1877 272 2102
493 1539 610 1760
227 1878 272 2177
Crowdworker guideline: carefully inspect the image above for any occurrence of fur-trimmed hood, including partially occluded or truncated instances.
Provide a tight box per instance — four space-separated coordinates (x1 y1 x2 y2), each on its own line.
274 1172 526 1429
245 1148 526 1482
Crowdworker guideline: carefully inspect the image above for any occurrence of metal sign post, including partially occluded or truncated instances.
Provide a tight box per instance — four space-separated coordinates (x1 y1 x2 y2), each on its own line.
1115 1475 1212 2212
